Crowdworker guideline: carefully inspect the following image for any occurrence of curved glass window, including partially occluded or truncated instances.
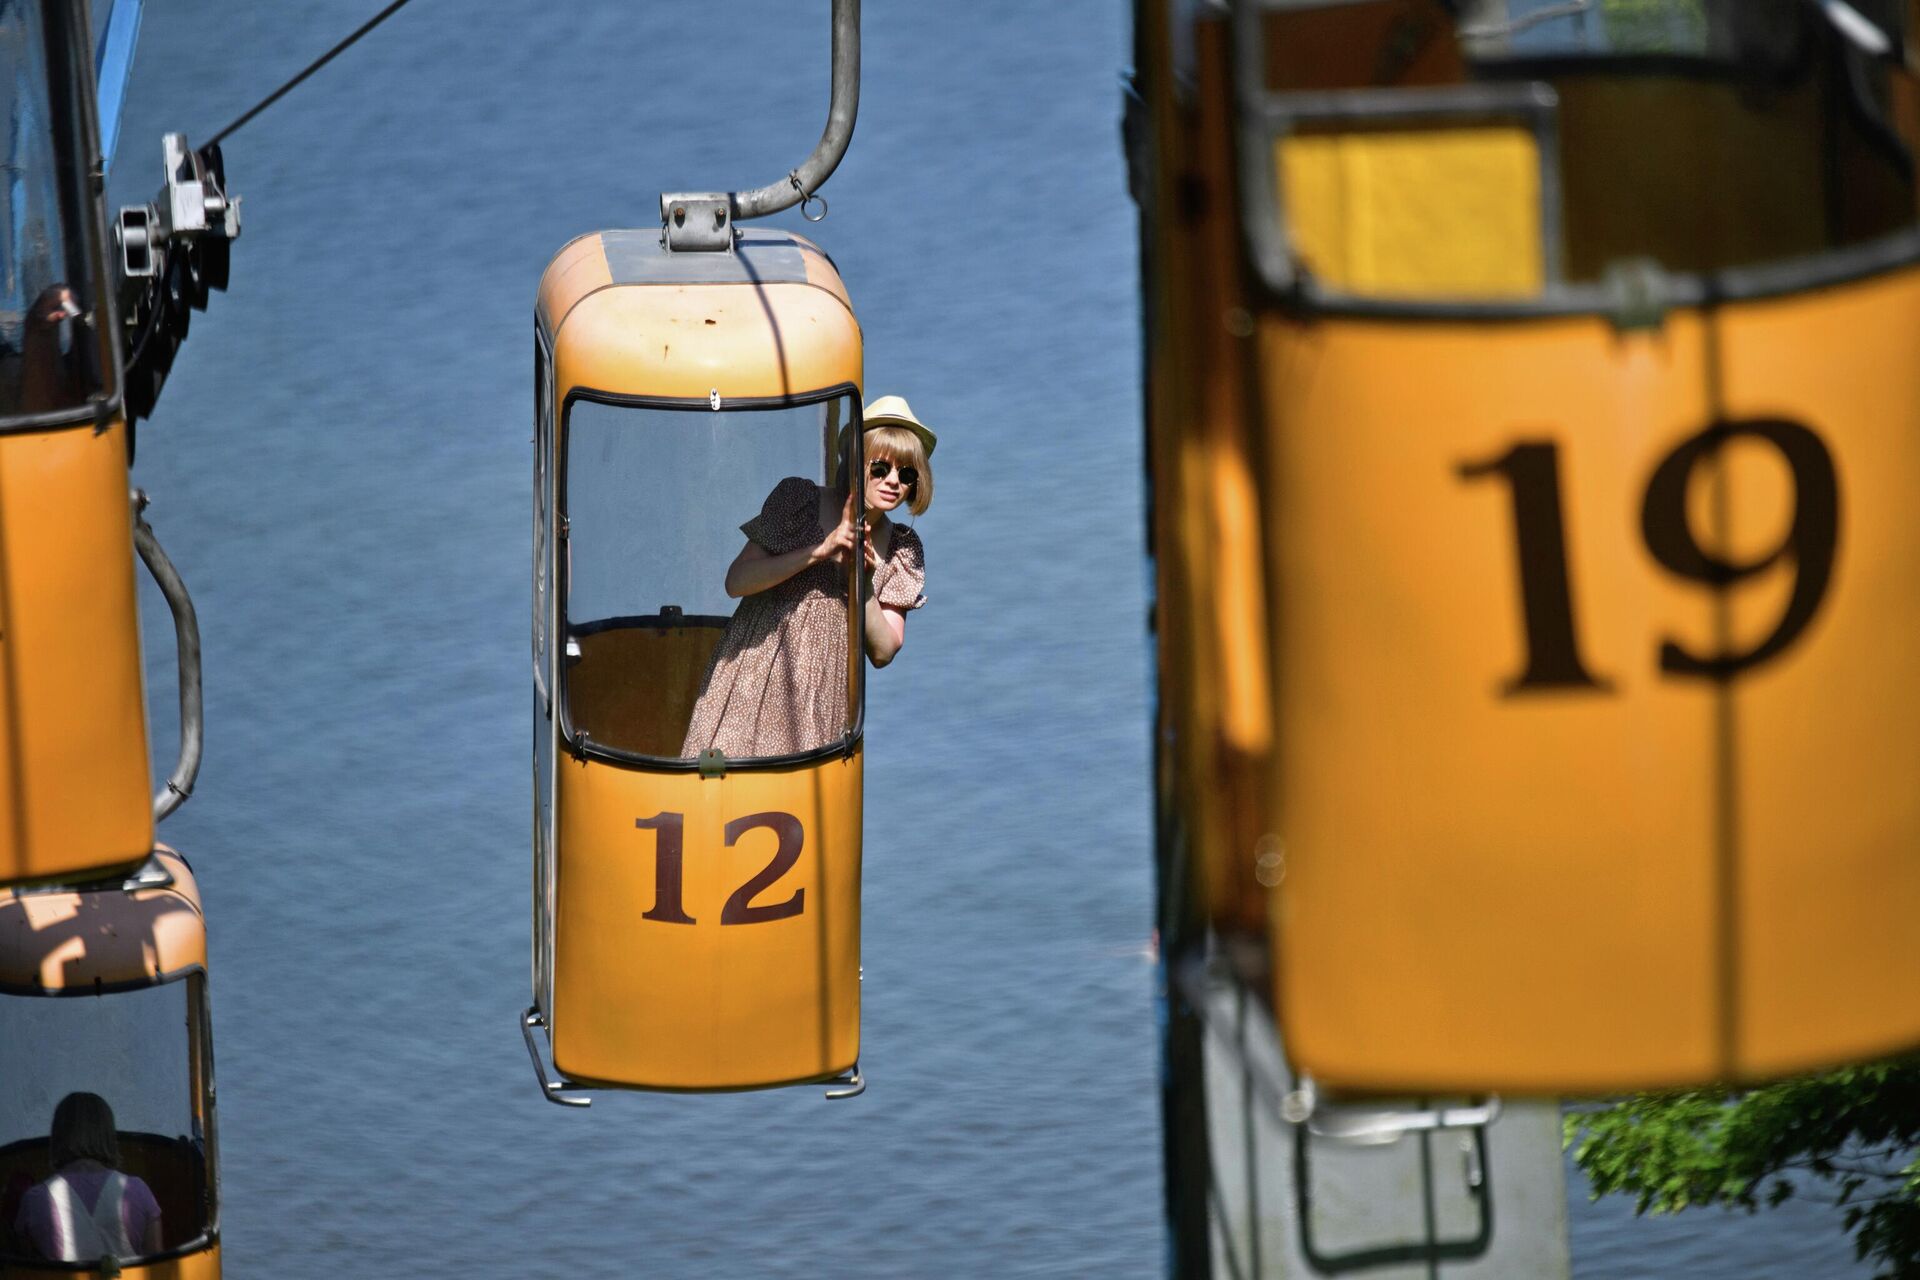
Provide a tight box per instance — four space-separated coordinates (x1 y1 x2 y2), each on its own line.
1458 0 1902 65
0 977 216 1266
0 0 111 423
560 389 863 765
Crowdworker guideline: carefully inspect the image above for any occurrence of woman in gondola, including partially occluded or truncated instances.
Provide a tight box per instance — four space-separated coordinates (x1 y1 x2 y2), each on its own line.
680 396 935 759
12 1092 163 1263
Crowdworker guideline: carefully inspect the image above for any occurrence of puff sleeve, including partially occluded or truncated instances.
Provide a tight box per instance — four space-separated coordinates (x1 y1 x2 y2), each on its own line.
876 526 927 610
739 476 820 555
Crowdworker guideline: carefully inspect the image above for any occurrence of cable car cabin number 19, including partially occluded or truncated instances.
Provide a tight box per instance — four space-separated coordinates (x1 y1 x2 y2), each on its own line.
1461 417 1838 693
1255 275 1920 1096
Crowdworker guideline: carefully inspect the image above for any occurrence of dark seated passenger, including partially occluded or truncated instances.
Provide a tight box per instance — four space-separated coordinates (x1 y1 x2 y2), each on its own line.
11 1093 162 1262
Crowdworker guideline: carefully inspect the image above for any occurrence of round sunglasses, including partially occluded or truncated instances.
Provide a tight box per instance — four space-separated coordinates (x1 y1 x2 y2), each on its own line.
868 458 919 489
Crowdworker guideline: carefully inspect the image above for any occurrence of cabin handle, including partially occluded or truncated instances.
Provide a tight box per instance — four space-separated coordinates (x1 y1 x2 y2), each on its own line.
132 490 202 822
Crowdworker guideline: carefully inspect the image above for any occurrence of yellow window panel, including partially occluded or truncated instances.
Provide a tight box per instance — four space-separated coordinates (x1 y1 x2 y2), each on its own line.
1279 125 1545 299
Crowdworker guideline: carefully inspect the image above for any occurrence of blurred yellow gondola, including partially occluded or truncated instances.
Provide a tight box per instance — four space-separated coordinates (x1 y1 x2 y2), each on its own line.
1209 0 1920 1093
0 0 155 889
1142 0 1920 1103
0 848 221 1277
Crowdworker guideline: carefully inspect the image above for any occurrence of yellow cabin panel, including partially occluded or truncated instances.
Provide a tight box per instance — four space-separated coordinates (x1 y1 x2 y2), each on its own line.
0 421 152 886
1717 264 1920 1078
1260 266 1920 1091
538 229 861 402
552 749 862 1090
1259 310 1724 1092
1144 18 1275 941
555 283 860 404
1279 124 1544 298
535 233 616 337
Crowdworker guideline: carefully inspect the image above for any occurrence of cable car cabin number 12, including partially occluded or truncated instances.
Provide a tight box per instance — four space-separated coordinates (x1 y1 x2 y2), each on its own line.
525 227 867 1103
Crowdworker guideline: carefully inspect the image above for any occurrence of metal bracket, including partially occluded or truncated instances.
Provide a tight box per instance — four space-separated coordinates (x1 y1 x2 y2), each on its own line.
660 193 734 252
520 1007 592 1107
1602 257 1672 332
122 854 176 892
115 133 241 280
117 206 159 277
161 133 239 241
698 748 727 779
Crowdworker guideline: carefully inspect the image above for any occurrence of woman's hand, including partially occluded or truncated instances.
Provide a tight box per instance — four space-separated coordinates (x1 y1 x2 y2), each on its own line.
811 493 860 566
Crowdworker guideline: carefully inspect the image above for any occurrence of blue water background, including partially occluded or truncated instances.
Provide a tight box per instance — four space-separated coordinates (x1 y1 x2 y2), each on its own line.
115 2 1869 1274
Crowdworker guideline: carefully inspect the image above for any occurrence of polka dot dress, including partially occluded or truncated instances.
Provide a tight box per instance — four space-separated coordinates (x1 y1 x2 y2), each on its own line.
680 476 926 758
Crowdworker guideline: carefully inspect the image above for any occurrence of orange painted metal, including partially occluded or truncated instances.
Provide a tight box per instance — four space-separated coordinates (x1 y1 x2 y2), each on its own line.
550 750 864 1090
1 1241 220 1279
1141 19 1275 942
0 420 153 887
1259 265 1920 1092
0 849 205 992
553 281 859 404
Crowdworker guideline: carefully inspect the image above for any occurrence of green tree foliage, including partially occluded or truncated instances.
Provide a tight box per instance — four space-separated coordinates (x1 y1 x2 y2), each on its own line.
1600 0 1706 51
1565 1058 1920 1278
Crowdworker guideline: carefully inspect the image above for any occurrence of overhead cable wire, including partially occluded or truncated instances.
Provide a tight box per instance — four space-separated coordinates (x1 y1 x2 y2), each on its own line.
203 0 420 148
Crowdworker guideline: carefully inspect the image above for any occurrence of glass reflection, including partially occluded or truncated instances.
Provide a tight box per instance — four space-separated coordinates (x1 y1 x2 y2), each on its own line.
0 0 105 420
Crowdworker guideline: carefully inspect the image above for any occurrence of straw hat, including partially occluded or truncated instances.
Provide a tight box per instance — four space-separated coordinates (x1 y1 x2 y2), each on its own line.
860 394 938 458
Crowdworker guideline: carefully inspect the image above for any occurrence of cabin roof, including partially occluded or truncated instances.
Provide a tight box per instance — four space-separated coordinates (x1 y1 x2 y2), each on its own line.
538 227 862 403
0 848 207 993
536 228 853 345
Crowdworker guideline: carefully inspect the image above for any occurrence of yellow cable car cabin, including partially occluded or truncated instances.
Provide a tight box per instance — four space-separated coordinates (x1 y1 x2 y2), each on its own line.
524 225 868 1102
0 0 155 888
0 848 220 1278
1141 0 1920 1095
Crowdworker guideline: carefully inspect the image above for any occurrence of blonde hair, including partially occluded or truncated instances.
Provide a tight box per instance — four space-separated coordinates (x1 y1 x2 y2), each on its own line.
864 425 933 516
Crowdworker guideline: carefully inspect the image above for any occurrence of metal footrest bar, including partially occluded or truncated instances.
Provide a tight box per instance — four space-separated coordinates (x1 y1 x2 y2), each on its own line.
823 1062 865 1100
520 1006 592 1107
1284 1075 1503 1145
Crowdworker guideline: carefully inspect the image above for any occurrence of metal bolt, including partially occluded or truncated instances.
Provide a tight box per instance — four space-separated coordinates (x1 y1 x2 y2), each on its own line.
1253 834 1285 887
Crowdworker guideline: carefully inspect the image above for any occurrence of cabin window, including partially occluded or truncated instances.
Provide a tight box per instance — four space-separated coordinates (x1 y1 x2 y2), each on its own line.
1457 1 1901 68
0 0 110 422
560 389 862 765
0 976 215 1263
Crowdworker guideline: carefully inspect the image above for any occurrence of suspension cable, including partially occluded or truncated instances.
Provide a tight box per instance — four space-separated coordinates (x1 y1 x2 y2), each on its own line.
203 0 420 149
